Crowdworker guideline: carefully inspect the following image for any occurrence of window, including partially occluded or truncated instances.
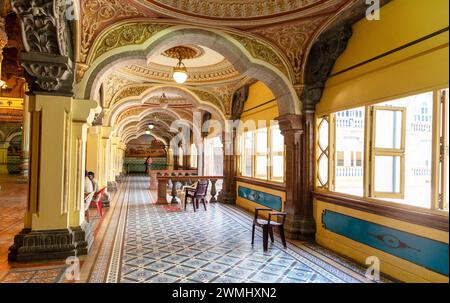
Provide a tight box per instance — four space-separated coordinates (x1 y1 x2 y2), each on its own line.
369 106 406 199
178 146 183 166
316 90 449 211
255 128 268 179
316 116 330 189
190 144 198 168
242 131 253 177
438 89 449 211
270 125 285 182
334 107 365 196
238 124 285 182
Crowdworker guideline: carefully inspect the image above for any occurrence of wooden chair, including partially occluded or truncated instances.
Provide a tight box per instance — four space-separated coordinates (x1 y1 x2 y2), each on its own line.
251 208 287 251
184 180 209 212
90 187 106 218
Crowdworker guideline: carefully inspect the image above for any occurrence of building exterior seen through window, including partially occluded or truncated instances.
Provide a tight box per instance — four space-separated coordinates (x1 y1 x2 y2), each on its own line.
316 89 449 212
238 123 285 183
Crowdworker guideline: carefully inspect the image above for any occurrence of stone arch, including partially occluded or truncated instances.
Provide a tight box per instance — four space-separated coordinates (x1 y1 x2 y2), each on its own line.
5 131 21 143
116 107 200 141
106 84 226 127
122 128 170 146
116 108 180 136
78 27 300 115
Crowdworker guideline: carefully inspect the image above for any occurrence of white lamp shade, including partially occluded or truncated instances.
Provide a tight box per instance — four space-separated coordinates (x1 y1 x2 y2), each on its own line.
173 71 188 84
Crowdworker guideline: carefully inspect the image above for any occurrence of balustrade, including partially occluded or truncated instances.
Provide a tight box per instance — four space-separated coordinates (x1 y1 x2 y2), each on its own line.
156 175 223 205
149 169 198 190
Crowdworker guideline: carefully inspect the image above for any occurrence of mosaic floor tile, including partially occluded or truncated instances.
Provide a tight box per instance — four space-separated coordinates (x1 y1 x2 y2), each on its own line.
99 176 391 283
188 270 218 282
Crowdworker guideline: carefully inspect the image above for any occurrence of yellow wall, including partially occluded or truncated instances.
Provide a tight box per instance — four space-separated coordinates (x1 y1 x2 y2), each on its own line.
237 81 285 215
241 81 278 125
315 0 449 282
317 0 449 115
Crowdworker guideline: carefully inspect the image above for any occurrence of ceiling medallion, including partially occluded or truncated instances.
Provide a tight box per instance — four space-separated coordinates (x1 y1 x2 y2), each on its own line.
163 45 204 60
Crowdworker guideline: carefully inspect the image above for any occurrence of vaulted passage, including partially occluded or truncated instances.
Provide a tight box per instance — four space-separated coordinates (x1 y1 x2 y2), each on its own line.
0 0 448 285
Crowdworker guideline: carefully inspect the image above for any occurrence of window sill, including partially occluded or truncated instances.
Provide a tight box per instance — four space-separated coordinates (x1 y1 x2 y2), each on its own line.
313 190 449 232
235 176 286 192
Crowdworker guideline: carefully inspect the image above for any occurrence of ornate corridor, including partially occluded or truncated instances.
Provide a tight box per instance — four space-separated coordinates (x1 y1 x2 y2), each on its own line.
0 0 448 285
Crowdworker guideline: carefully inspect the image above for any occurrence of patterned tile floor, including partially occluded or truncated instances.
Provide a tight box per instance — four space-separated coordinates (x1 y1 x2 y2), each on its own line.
98 176 388 283
0 175 104 283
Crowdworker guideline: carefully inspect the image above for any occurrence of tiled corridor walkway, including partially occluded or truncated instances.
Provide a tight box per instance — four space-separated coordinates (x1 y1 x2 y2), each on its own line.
89 176 388 283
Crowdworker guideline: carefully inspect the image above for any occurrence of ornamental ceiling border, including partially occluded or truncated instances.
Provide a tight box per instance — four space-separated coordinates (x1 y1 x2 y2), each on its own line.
190 89 225 114
121 60 241 85
87 22 172 64
110 84 154 109
135 0 343 27
79 0 159 63
81 19 293 84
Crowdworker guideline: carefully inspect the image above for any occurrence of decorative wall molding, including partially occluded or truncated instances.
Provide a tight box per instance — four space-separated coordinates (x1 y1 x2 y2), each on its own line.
90 23 171 64
251 17 327 84
191 89 225 113
229 33 289 80
111 85 154 108
80 0 149 63
103 74 139 108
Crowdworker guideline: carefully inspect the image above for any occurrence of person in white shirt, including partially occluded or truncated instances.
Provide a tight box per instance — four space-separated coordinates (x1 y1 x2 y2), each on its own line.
84 171 94 222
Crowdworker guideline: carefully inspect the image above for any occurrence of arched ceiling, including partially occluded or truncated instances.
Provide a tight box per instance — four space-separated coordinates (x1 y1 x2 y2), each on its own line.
72 0 372 146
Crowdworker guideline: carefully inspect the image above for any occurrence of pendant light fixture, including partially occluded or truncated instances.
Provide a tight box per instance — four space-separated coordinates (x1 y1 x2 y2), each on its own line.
173 52 188 84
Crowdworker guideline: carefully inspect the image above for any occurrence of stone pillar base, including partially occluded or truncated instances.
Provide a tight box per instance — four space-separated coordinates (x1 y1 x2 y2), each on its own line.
284 214 316 241
102 191 111 208
8 223 94 263
16 176 29 184
218 191 236 205
107 181 118 192
0 165 8 175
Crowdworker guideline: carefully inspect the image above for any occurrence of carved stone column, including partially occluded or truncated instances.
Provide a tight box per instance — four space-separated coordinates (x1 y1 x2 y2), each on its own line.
0 16 7 83
183 152 191 170
218 127 237 205
8 0 94 262
277 114 315 240
0 142 9 174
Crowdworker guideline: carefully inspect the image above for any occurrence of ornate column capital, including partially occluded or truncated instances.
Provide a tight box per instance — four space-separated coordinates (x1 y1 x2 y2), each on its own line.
276 114 304 134
11 0 75 95
301 24 353 111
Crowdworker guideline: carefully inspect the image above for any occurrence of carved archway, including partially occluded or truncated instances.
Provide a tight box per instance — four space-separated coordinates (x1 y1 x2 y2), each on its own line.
77 26 300 115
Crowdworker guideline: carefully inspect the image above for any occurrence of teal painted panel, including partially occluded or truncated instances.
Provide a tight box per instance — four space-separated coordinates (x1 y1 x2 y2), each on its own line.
322 210 449 276
238 186 282 211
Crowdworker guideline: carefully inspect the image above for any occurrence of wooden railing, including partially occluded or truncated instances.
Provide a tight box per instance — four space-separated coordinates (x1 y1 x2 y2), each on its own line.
156 175 224 205
149 169 198 190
